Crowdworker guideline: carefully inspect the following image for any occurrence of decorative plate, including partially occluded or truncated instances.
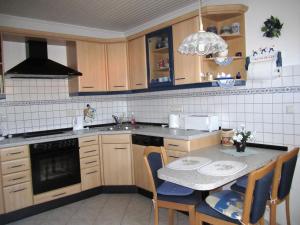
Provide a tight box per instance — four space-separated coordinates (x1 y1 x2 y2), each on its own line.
167 156 212 171
197 160 247 176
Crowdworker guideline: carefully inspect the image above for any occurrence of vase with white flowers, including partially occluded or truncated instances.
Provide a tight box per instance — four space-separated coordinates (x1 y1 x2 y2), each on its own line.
233 125 255 152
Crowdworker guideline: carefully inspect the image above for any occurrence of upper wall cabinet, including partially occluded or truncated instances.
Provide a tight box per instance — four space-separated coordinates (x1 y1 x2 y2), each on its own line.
67 41 107 93
201 4 247 80
146 26 174 88
173 17 202 85
128 36 147 90
106 42 129 91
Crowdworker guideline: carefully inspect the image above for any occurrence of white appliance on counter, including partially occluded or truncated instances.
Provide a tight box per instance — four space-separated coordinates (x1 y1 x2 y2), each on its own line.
168 114 181 128
72 116 84 131
181 115 219 132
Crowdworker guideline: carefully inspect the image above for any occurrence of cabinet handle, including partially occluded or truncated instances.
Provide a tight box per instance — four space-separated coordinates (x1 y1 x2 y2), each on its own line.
168 144 179 147
113 85 125 88
7 151 23 156
10 164 25 169
175 78 186 80
135 83 143 86
84 150 97 153
52 192 66 197
85 160 97 164
83 140 95 143
114 147 127 150
82 86 94 89
11 188 26 193
10 176 26 181
86 171 98 175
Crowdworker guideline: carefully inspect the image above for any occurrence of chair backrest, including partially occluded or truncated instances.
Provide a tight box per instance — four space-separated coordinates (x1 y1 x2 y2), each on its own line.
143 146 169 198
272 147 299 201
242 160 276 224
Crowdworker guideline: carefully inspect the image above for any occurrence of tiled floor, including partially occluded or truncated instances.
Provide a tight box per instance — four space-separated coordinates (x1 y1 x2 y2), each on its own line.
8 194 189 225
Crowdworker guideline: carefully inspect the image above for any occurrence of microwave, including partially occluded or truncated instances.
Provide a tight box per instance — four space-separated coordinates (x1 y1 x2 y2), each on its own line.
181 115 219 132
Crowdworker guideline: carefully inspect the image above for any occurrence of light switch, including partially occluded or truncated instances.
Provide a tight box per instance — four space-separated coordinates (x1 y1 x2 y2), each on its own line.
286 105 294 114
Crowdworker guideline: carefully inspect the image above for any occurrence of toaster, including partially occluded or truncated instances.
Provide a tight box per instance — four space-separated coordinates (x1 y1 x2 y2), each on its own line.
181 115 219 132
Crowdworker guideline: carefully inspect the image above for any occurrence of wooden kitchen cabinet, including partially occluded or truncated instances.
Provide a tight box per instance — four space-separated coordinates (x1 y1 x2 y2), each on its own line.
128 36 148 90
67 41 107 93
106 42 129 91
173 17 202 85
132 144 151 191
79 136 101 191
101 134 133 185
0 167 4 214
3 182 33 213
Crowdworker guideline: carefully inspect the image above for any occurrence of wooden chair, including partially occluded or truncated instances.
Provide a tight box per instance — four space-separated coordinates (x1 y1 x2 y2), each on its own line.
144 146 202 225
231 147 299 225
196 160 276 225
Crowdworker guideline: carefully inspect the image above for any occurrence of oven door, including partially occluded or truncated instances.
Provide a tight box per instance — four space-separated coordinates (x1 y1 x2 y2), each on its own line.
30 146 81 195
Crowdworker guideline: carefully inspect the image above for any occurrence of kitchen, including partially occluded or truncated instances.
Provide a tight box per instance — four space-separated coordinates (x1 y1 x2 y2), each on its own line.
0 0 299 224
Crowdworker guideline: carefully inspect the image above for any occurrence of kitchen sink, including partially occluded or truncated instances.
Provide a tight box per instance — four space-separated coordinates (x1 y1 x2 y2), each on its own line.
97 125 140 131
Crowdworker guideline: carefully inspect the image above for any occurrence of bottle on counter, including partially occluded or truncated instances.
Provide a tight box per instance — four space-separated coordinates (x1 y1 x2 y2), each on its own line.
130 112 136 125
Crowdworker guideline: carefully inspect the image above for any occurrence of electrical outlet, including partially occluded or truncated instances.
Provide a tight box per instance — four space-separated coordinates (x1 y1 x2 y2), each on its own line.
286 105 294 114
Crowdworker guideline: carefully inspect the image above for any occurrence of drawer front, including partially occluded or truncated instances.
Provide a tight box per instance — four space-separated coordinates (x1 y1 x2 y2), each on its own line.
0 146 29 162
79 145 99 158
3 170 31 187
3 182 33 213
79 136 98 147
164 138 190 152
80 155 100 169
33 184 81 205
81 166 101 191
166 149 187 158
101 134 131 144
1 158 30 175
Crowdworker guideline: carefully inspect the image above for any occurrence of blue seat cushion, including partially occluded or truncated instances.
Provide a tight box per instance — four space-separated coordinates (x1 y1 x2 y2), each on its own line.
231 175 248 193
158 191 202 205
205 190 244 220
157 181 194 196
196 201 242 224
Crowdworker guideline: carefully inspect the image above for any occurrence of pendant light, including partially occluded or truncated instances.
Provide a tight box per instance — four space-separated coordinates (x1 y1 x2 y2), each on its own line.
178 0 228 56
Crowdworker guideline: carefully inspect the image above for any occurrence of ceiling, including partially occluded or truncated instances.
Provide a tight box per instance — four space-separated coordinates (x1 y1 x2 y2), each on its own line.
0 0 199 32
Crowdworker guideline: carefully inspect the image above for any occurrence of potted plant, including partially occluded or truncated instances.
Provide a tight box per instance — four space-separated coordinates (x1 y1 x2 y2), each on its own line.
233 125 255 152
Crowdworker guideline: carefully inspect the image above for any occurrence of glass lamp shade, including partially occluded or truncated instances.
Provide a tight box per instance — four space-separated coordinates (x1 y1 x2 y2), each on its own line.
178 30 228 55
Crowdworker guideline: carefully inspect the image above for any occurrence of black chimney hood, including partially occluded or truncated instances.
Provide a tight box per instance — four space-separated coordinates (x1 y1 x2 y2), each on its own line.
5 40 82 79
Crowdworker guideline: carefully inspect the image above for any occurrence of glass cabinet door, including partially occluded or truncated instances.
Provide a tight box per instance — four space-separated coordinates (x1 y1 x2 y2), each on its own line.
146 26 174 88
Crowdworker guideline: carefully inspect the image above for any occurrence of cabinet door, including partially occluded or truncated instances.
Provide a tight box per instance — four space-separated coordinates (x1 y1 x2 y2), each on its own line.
3 182 33 213
173 17 202 85
81 166 101 191
102 144 133 185
107 42 129 91
128 36 148 90
77 41 107 92
132 144 151 192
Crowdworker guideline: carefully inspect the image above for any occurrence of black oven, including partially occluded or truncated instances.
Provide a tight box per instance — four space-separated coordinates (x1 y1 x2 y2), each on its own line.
30 138 81 195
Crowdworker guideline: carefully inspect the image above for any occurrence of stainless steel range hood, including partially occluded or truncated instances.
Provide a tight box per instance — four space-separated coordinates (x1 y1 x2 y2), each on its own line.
5 40 82 79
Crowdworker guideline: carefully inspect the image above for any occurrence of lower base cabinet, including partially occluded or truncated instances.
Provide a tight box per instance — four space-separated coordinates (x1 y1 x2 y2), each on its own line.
33 184 81 205
3 182 33 213
81 166 101 191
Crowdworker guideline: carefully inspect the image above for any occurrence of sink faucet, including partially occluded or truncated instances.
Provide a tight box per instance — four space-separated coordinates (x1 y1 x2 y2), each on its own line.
112 115 121 125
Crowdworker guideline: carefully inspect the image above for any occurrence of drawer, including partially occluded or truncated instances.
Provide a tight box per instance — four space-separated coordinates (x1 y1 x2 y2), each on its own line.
164 138 190 152
80 155 99 169
3 170 31 187
166 149 187 158
101 134 131 144
79 136 98 147
79 145 99 158
1 158 30 175
3 182 33 213
33 184 81 205
81 166 101 191
0 146 29 162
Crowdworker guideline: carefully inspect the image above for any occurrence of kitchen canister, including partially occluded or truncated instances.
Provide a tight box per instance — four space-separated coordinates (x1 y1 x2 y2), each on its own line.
221 129 234 146
169 114 180 128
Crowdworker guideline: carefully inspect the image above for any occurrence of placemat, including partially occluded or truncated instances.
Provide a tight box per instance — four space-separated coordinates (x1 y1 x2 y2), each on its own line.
197 160 247 176
167 156 212 171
